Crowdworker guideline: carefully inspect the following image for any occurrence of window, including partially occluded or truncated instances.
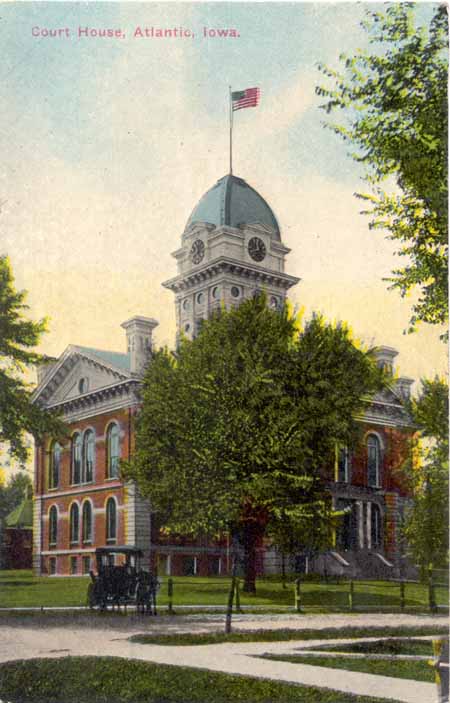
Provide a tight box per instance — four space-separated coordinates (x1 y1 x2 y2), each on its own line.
106 498 117 542
69 503 79 544
337 446 350 483
71 433 82 484
70 556 78 575
82 501 93 543
82 556 91 575
49 442 61 489
78 377 89 394
194 317 204 337
371 504 382 549
196 292 204 305
367 435 381 487
107 423 120 478
49 506 58 547
83 430 95 483
212 286 220 300
269 296 279 309
231 286 240 298
49 556 57 575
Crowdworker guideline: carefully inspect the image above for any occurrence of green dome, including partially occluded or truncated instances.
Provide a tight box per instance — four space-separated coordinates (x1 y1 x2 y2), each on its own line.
186 175 280 240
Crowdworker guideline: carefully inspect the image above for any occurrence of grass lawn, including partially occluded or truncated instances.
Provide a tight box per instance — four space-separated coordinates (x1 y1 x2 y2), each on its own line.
129 626 448 646
0 570 448 611
315 638 433 657
0 656 406 703
261 654 435 683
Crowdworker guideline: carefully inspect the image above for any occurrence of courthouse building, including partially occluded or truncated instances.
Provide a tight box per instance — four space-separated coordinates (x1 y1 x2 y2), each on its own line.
32 174 414 578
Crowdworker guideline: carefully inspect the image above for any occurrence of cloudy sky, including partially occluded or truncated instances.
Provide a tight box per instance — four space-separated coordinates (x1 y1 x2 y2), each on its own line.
1 1 446 387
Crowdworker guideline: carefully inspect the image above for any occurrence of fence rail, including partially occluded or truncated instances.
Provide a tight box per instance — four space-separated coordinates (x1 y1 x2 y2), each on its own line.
159 575 449 614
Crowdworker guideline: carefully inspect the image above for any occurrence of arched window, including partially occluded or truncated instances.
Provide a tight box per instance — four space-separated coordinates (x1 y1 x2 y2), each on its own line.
83 430 95 483
69 503 79 543
49 505 58 546
367 435 381 487
106 498 117 543
48 442 61 489
337 446 350 483
82 501 93 544
71 433 82 484
371 504 382 549
106 423 120 478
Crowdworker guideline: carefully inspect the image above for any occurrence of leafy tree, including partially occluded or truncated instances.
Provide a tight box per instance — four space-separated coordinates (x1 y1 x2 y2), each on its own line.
316 4 448 333
124 296 383 592
0 255 65 465
0 470 32 524
403 378 449 574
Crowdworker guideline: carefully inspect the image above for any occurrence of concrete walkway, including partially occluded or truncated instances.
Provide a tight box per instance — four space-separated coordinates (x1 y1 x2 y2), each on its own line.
0 612 444 703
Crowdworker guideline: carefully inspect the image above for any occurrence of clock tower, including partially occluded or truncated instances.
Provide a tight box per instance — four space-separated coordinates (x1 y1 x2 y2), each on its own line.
162 174 299 339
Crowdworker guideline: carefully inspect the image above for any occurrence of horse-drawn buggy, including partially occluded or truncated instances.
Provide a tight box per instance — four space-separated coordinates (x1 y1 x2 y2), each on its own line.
87 546 159 614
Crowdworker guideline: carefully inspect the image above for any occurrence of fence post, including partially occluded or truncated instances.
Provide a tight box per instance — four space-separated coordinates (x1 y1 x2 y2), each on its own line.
294 578 301 613
428 570 437 613
225 576 236 634
168 577 174 615
400 580 405 612
348 580 354 612
431 637 449 703
235 578 242 613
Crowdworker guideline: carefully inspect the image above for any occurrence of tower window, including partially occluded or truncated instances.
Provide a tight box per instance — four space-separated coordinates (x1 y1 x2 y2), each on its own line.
269 296 279 309
212 286 220 299
196 292 204 305
231 286 240 298
182 299 190 310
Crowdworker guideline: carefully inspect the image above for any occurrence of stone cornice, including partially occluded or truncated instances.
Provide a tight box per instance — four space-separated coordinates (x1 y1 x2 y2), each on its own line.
358 396 414 429
162 256 300 293
44 378 141 423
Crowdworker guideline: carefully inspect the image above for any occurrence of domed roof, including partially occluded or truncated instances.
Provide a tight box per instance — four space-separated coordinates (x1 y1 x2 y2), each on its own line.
185 174 280 240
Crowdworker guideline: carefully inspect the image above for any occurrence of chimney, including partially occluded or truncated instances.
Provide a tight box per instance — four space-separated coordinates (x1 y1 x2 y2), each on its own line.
121 316 159 375
372 346 398 375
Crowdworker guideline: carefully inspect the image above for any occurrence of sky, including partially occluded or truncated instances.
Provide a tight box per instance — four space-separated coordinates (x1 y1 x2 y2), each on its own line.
1 1 447 394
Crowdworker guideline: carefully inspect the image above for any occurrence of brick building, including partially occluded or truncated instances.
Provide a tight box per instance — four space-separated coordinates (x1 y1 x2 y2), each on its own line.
32 173 415 578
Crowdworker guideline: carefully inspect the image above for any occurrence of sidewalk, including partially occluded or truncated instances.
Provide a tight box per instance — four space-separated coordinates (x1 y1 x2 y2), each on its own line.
0 612 443 703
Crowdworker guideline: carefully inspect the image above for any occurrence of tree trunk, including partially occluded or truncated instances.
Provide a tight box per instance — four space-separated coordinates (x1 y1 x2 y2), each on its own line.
242 522 258 594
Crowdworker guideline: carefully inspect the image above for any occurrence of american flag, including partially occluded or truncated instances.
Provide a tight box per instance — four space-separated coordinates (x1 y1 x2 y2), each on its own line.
231 87 260 111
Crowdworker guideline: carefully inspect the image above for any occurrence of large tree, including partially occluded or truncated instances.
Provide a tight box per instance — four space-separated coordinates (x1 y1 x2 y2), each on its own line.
403 377 448 575
124 296 383 591
316 4 448 333
0 255 64 465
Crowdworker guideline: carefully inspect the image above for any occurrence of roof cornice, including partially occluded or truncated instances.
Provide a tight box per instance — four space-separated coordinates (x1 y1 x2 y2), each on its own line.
162 256 300 293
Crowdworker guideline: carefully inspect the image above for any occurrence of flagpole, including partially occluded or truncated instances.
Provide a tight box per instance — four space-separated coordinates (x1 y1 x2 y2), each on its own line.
229 85 233 175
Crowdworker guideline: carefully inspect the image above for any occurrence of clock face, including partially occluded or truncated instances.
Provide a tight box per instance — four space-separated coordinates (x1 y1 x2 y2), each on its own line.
248 237 266 262
190 239 205 264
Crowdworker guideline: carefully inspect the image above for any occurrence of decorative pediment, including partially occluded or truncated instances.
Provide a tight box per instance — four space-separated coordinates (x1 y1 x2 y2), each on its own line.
360 384 413 428
32 345 131 408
